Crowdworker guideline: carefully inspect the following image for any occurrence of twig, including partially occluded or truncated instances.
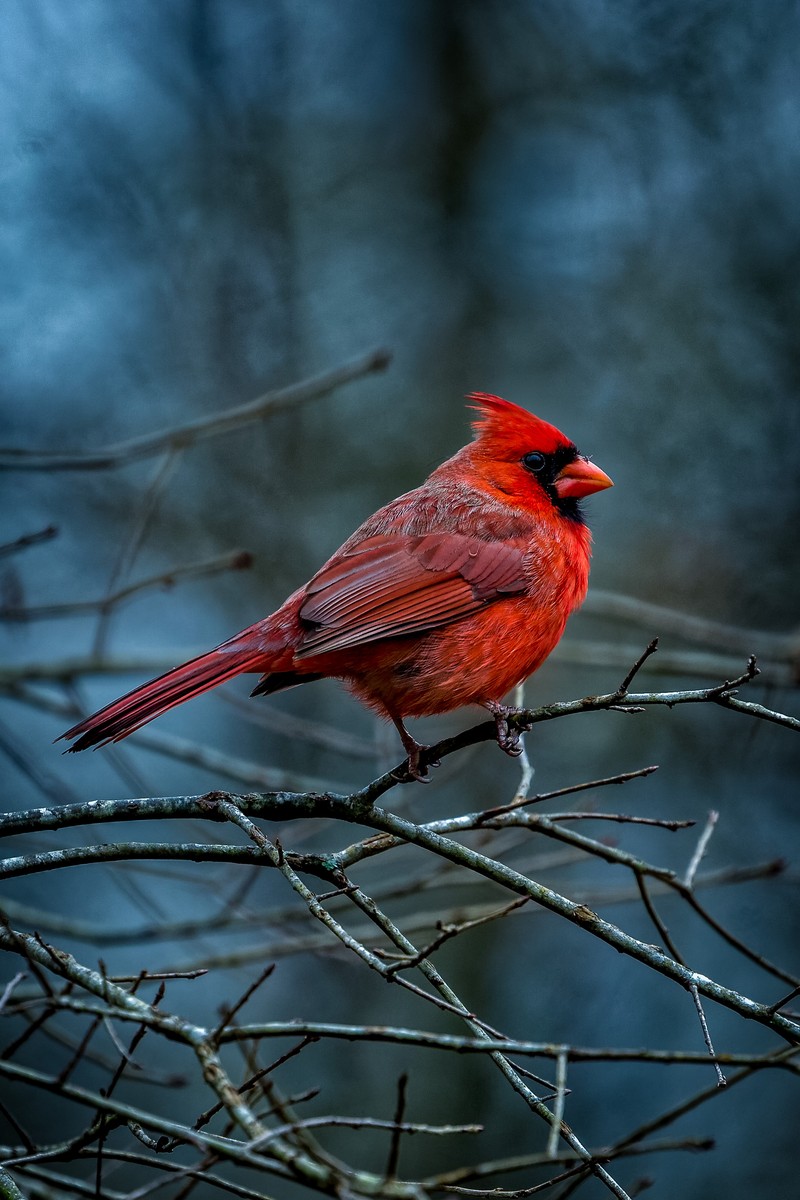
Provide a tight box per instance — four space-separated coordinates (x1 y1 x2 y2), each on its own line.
0 973 26 1013
546 1049 568 1159
618 638 660 692
385 898 531 976
689 984 726 1087
0 346 391 470
0 928 265 1141
221 691 377 759
0 525 58 559
0 550 253 622
635 873 683 963
0 717 81 806
92 447 182 657
0 1058 292 1174
348 655 798 802
0 1100 35 1154
421 1135 716 1190
684 811 719 889
385 1073 409 1180
768 985 800 1016
211 965 276 1045
159 1036 318 1153
441 1165 586 1196
607 1045 799 1163
55 1013 103 1087
338 809 800 1045
253 1115 482 1148
679 887 799 989
554 639 797 688
209 798 488 1024
6 1003 796 1070
339 882 633 1199
479 765 659 819
0 841 314 881
584 588 799 664
546 812 692 830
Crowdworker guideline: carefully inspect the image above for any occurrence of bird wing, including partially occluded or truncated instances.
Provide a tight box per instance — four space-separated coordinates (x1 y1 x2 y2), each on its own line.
295 532 527 657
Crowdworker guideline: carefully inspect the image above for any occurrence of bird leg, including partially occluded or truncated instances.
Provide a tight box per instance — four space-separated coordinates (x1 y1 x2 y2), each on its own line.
484 701 529 758
392 716 436 782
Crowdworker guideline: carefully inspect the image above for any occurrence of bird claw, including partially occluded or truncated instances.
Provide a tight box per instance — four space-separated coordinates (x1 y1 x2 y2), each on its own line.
390 718 440 784
392 745 440 784
486 703 529 758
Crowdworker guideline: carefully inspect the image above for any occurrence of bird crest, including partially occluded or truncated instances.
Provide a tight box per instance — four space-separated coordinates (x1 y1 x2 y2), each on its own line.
467 392 574 459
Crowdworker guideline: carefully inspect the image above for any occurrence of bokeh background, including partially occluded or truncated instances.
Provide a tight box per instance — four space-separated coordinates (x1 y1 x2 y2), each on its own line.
2 3 799 1197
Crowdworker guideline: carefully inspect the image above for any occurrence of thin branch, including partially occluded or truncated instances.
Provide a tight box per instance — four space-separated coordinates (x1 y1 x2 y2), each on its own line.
546 1049 568 1159
2 782 798 1039
0 842 303 880
689 984 726 1088
0 346 391 470
0 525 58 559
542 811 691 830
385 898 531 976
634 873 683 963
385 1074 409 1181
92 446 182 658
479 765 660 819
684 811 719 889
584 587 799 664
0 1058 312 1179
333 808 800 1045
554 639 797 687
6 1006 796 1071
0 551 253 622
678 886 799 988
618 638 660 692
209 799 487 1024
336 880 632 1199
348 656 798 801
253 1115 483 1147
211 965 276 1045
768 985 800 1016
221 691 377 760
7 1152 283 1200
0 928 265 1141
178 1036 319 1148
0 973 26 1013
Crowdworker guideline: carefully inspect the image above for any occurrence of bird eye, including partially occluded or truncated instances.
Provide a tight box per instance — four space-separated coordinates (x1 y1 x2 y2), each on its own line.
523 452 546 473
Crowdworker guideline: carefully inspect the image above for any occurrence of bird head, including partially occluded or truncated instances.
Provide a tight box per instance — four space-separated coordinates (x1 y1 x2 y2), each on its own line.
466 392 613 519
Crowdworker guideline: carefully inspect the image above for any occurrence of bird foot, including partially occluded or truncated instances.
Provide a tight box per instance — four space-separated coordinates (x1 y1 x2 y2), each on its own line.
392 743 441 784
391 719 439 783
485 702 530 758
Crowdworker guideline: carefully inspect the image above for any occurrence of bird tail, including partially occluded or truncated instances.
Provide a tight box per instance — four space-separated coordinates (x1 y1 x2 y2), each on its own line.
59 636 271 752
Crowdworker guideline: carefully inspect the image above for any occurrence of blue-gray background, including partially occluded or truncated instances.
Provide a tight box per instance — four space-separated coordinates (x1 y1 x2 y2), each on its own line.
1 3 799 1197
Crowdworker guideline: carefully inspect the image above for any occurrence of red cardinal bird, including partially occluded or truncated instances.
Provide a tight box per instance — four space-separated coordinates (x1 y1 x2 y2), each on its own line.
61 394 612 777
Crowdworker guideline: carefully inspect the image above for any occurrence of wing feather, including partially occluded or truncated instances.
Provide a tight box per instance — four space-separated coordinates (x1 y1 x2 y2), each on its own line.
296 532 526 658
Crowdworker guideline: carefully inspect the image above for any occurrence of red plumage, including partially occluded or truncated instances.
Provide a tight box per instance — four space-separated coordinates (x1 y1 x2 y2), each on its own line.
60 394 612 775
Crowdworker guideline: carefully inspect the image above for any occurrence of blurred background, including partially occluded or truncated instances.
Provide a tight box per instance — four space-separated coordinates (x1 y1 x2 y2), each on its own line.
1 2 799 1197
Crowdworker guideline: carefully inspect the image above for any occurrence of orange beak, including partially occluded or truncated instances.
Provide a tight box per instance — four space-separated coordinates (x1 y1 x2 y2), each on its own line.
553 456 613 500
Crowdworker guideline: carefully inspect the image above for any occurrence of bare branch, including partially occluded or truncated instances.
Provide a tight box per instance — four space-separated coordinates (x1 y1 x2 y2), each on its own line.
0 346 391 470
684 811 719 889
584 587 799 665
0 525 58 559
0 550 253 622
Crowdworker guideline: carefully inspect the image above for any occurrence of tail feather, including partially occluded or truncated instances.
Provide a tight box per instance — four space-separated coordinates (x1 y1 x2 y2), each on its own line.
60 643 268 751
